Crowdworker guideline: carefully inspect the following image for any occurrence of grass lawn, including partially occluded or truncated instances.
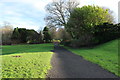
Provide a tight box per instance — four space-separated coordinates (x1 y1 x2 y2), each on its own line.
64 39 119 76
1 43 54 78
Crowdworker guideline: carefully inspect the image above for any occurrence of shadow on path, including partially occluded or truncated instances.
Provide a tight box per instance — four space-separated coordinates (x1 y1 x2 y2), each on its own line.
47 46 118 78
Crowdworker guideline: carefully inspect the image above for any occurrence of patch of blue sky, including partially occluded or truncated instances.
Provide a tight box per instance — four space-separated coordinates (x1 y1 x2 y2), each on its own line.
0 0 119 31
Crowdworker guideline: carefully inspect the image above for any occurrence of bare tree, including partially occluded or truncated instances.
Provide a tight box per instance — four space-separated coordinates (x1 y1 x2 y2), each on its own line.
1 22 13 45
49 27 57 39
45 0 79 28
57 28 71 40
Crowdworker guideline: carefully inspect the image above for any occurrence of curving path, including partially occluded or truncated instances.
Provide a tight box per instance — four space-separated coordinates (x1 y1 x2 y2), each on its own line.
47 46 118 78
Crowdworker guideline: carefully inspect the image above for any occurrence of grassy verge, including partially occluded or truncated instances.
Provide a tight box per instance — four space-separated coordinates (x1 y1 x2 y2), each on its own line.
64 39 119 76
1 43 54 78
2 43 53 55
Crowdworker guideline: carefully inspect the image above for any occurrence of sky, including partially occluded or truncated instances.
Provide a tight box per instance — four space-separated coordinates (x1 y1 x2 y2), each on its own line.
0 0 120 31
118 1 120 23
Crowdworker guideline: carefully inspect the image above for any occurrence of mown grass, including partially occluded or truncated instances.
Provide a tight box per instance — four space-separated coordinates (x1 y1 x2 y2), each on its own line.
1 43 54 78
64 39 119 76
2 43 53 55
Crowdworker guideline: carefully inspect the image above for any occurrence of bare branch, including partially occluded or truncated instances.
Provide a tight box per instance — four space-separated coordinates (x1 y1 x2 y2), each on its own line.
45 0 79 28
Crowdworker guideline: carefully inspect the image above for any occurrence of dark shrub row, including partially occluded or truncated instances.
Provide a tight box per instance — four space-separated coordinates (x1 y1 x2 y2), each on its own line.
63 23 120 48
11 27 43 44
94 22 120 44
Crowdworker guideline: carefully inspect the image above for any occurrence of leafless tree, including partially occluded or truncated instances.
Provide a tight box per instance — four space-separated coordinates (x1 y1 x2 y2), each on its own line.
57 28 71 40
45 0 79 28
49 27 57 39
0 22 13 45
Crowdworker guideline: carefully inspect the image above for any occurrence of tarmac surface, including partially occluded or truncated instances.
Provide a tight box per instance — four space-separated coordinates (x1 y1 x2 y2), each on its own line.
47 46 118 78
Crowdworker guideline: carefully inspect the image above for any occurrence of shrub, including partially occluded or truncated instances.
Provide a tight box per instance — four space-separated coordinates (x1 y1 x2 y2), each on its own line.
43 27 52 43
94 22 120 44
11 28 43 44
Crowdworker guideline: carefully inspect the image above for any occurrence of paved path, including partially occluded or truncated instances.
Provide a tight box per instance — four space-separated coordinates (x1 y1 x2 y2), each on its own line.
47 46 118 78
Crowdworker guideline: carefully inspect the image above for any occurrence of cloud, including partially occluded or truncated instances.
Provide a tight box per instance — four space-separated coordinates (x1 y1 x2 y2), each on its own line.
119 1 120 23
0 0 119 31
0 0 52 11
0 0 52 30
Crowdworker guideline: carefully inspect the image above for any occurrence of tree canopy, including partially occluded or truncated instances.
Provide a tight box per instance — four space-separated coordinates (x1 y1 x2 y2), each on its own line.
43 26 51 42
66 5 114 39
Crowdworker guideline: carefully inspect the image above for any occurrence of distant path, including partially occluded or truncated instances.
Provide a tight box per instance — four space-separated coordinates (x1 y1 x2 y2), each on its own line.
47 46 118 78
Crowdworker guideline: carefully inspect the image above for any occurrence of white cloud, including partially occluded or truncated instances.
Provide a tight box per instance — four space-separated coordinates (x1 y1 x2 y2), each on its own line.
0 0 52 10
0 0 50 30
118 1 120 23
0 0 119 31
31 0 52 11
1 16 42 31
3 10 23 17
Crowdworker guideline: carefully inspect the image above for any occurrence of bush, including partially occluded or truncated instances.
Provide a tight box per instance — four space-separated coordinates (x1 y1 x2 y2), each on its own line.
94 22 120 44
43 27 52 43
18 28 27 43
60 40 71 46
11 28 43 44
64 22 120 48
11 28 27 43
27 40 40 44
26 29 42 44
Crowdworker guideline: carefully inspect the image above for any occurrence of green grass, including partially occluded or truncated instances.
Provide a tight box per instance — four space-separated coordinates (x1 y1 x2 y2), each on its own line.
1 43 54 78
2 43 53 55
64 39 119 76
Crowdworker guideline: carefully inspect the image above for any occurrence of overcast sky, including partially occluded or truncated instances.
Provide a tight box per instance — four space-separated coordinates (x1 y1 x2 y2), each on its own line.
0 0 119 31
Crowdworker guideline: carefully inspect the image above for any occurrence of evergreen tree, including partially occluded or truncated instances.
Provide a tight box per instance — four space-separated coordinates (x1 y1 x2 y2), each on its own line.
11 27 20 40
43 27 51 43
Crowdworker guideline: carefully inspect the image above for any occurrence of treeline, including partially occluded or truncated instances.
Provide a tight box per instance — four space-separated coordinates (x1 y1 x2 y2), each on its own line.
45 0 120 48
63 6 120 47
64 22 120 47
1 26 50 45
1 22 119 46
1 25 70 45
94 23 120 44
65 5 120 47
11 27 43 44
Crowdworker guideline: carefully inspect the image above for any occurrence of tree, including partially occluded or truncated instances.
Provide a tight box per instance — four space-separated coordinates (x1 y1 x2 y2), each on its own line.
12 28 27 43
11 27 20 40
26 29 40 44
1 22 13 45
94 22 120 44
49 27 57 39
56 28 71 40
43 27 51 43
45 0 79 28
38 31 43 43
66 5 114 39
12 28 43 44
18 28 27 43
